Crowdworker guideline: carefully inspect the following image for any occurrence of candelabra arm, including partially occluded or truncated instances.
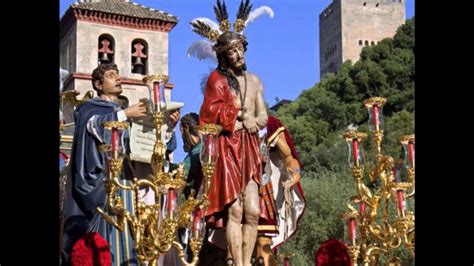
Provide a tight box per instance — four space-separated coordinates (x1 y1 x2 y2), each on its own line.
175 195 199 228
155 240 173 255
388 232 402 250
347 245 360 266
96 207 124 231
195 195 210 211
405 229 415 256
394 214 414 252
135 178 160 196
367 223 385 243
363 245 386 266
152 112 164 137
368 193 381 220
407 167 415 183
149 258 158 266
373 130 383 157
201 163 215 196
383 195 390 222
96 176 131 231
153 217 178 254
111 177 133 190
173 239 201 266
368 155 394 184
352 166 373 205
357 182 373 204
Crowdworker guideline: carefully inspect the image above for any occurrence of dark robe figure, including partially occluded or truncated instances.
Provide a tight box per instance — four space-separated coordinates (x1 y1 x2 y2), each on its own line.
62 97 137 265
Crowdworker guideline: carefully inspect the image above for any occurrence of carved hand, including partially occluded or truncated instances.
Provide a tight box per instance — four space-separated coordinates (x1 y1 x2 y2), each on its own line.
124 101 147 119
242 113 258 133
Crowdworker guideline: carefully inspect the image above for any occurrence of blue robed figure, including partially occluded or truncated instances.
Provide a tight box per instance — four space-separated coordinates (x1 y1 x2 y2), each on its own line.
62 63 152 266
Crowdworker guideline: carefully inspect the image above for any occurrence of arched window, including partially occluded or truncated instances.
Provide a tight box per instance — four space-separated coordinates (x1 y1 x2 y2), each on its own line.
131 39 148 75
363 2 367 6
365 40 369 46
359 40 363 46
98 34 114 65
376 3 380 7
371 41 375 46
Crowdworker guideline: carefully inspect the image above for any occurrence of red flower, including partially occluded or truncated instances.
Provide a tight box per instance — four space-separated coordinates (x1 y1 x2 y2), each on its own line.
314 239 351 266
71 232 111 266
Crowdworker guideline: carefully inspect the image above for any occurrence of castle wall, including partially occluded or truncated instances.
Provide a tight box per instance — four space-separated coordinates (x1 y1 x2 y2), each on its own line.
319 0 406 77
319 0 343 77
341 0 405 64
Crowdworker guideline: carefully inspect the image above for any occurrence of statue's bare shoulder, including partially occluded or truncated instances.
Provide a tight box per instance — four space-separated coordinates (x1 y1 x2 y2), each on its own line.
245 72 263 91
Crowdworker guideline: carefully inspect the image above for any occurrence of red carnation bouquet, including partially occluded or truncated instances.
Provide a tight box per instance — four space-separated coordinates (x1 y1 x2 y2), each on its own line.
314 239 351 266
71 232 111 266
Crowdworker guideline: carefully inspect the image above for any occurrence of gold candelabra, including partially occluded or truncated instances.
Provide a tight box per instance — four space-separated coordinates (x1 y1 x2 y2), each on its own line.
96 74 222 265
341 97 415 266
60 90 95 110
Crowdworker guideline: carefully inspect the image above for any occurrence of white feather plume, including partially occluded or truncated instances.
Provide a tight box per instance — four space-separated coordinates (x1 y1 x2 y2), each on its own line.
187 40 217 63
60 68 69 92
245 6 274 26
190 17 221 33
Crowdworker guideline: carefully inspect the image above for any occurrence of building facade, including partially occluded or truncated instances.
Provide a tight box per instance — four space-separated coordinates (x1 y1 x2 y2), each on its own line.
60 0 178 123
319 0 405 77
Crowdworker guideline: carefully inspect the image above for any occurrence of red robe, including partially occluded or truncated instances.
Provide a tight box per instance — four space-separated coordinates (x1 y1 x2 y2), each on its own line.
199 70 263 227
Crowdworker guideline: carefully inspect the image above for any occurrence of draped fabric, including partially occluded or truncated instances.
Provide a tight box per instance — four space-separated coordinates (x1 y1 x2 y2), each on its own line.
199 70 262 227
62 97 137 265
259 116 306 250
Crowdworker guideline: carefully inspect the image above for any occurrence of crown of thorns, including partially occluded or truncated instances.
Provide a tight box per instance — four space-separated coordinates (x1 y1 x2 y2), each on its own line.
190 0 252 51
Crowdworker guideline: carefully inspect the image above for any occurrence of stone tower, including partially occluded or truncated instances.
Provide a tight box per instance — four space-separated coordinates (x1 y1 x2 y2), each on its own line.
319 0 405 78
59 0 178 123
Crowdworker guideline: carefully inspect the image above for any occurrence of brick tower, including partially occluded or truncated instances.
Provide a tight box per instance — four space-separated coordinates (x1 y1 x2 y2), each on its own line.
319 0 405 77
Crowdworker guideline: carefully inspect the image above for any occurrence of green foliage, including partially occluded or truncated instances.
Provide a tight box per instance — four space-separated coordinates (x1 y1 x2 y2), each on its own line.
311 133 350 173
382 110 415 159
273 17 415 264
278 170 356 265
393 17 415 51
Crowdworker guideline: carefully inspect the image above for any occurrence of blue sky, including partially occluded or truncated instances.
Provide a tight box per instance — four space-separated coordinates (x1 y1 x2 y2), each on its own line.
60 0 415 161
